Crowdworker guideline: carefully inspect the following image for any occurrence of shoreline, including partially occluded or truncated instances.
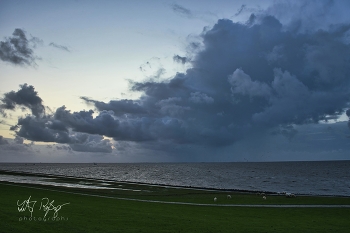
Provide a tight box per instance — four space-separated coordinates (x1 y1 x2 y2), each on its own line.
1 169 349 198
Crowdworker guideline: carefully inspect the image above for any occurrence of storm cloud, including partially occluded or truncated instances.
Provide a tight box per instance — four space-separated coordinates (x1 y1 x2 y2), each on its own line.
80 8 350 146
1 84 45 117
1 90 113 153
81 97 146 116
0 135 32 152
69 135 113 153
3 1 350 157
12 113 114 153
0 28 38 66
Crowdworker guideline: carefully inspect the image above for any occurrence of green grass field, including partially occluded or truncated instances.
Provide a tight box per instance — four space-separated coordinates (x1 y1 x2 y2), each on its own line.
1 172 350 233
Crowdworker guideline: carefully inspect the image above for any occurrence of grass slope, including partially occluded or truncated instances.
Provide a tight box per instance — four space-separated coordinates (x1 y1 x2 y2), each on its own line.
1 182 350 233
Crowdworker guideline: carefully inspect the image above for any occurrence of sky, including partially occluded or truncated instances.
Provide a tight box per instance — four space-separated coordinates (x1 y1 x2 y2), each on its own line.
1 0 350 163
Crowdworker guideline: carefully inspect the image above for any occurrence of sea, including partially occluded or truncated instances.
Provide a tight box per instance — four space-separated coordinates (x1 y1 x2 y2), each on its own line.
1 161 350 196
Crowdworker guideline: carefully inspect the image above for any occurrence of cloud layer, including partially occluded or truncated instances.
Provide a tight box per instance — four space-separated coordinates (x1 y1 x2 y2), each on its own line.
2 1 350 159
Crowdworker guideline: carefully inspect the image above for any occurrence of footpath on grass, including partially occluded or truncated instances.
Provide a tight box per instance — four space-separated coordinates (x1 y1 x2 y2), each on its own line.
3 182 350 208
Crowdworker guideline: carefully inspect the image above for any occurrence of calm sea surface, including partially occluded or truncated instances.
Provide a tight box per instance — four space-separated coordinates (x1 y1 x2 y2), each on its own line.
1 161 350 196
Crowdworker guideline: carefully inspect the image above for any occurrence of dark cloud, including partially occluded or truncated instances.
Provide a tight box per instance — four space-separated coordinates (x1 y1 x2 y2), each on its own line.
1 84 45 117
3 1 350 159
69 135 113 153
0 28 71 67
49 42 70 52
81 97 146 116
171 4 192 18
0 83 114 153
0 28 38 66
173 55 189 64
189 92 214 104
28 10 349 148
53 106 189 143
9 113 112 153
0 136 9 145
14 136 24 144
14 115 71 143
271 125 298 141
189 16 349 126
266 0 350 34
0 135 32 152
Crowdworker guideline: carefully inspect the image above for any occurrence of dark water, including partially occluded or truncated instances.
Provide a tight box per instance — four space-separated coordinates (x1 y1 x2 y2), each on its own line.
1 161 350 196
